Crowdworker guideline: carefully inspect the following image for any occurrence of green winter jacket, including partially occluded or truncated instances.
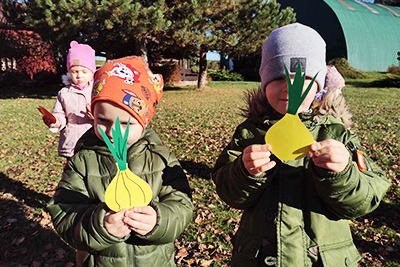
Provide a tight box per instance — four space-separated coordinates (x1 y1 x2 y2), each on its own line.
212 113 390 267
47 127 193 267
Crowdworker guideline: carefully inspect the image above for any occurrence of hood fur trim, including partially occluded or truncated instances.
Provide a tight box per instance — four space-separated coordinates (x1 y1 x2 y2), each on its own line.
240 87 280 120
61 73 73 86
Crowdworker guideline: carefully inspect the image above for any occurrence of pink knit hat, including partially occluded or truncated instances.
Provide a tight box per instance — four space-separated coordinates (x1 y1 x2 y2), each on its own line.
324 65 345 91
315 65 345 100
66 41 96 73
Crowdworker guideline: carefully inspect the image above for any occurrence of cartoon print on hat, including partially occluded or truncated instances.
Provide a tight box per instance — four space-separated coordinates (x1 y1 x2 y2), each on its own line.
150 74 163 94
141 86 151 101
92 56 164 129
92 78 104 98
108 62 140 85
122 89 146 117
144 63 163 94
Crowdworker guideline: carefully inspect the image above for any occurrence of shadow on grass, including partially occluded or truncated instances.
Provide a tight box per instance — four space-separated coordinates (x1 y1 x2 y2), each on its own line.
346 81 377 88
0 172 75 266
353 201 400 264
163 85 197 92
0 84 195 99
0 84 61 99
353 236 400 265
180 160 213 180
346 78 400 88
0 172 50 208
366 201 400 233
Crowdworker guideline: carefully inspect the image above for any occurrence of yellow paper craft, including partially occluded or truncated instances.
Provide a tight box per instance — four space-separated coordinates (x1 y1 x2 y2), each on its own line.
265 63 317 161
99 117 152 212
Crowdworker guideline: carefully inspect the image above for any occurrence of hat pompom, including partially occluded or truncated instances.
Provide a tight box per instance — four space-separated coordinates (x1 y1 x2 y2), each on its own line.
70 40 79 48
66 41 96 73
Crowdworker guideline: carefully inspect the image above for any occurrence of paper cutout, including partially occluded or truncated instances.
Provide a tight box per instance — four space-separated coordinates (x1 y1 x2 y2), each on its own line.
38 106 56 124
99 117 152 212
265 63 318 160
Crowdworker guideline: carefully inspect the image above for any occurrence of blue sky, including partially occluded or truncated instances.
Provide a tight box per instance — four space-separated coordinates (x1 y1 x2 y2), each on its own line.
206 51 221 61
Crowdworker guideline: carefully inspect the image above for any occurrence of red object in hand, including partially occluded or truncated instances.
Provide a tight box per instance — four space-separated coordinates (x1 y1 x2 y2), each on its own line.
38 106 56 124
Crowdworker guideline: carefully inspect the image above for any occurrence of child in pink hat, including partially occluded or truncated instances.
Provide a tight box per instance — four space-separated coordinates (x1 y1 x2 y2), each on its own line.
42 41 96 159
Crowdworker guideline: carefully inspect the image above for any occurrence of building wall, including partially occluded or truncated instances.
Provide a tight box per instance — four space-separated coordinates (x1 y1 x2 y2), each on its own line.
1 57 17 71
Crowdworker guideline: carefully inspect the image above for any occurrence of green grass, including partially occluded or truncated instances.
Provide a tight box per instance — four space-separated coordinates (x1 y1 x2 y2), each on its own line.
0 80 399 266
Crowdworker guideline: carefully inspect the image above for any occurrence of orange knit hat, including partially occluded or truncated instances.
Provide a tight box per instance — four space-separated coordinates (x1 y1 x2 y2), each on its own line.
92 56 163 129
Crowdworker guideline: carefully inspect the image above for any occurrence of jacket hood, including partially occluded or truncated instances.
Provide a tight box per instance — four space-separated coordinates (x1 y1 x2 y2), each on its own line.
61 73 73 86
243 88 345 127
241 88 284 122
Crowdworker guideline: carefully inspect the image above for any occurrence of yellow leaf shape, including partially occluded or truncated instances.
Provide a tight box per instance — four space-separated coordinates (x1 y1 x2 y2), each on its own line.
265 113 314 161
105 164 153 212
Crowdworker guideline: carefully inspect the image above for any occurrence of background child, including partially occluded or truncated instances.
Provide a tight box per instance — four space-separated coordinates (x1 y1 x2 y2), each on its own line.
212 23 390 267
47 56 193 267
42 41 95 159
314 65 352 128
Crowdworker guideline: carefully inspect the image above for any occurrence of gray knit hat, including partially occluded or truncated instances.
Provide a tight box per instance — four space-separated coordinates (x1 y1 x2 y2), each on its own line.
259 23 327 91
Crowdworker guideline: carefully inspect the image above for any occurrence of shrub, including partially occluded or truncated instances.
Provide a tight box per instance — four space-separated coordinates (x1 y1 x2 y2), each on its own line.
388 65 400 75
189 56 200 73
0 71 29 86
34 71 60 85
207 69 244 81
328 58 368 79
190 65 199 73
151 61 181 86
208 60 220 70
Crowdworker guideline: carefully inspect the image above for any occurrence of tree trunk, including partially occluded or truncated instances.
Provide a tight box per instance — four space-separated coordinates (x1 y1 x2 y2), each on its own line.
197 46 208 89
106 51 113 60
135 38 148 63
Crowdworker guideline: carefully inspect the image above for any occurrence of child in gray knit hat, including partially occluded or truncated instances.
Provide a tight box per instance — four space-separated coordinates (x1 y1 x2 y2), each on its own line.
212 23 389 267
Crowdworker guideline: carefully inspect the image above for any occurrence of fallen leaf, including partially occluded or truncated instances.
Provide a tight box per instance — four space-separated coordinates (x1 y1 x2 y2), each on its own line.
11 236 25 245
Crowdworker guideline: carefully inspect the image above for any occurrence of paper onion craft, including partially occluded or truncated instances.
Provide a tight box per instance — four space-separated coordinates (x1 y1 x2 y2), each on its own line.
265 63 318 161
99 117 152 212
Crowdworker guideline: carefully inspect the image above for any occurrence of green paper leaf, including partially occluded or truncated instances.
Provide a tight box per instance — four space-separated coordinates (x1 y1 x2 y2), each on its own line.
285 63 319 115
98 117 130 171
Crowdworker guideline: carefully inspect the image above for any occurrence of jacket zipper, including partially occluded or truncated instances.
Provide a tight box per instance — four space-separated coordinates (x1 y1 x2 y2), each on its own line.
129 244 134 266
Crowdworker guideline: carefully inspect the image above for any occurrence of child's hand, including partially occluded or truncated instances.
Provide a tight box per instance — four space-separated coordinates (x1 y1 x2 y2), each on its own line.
124 206 157 236
86 103 94 120
42 116 60 128
242 144 276 176
104 209 131 238
308 140 349 172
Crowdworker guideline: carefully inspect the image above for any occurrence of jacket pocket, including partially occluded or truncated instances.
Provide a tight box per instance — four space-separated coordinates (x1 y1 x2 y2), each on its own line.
319 240 361 267
231 228 262 267
133 243 176 266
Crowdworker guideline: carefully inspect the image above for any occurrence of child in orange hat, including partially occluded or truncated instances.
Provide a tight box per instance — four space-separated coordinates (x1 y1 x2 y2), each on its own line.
47 56 193 267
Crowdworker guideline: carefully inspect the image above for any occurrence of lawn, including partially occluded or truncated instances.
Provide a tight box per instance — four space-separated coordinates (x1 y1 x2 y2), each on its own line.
0 79 399 266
